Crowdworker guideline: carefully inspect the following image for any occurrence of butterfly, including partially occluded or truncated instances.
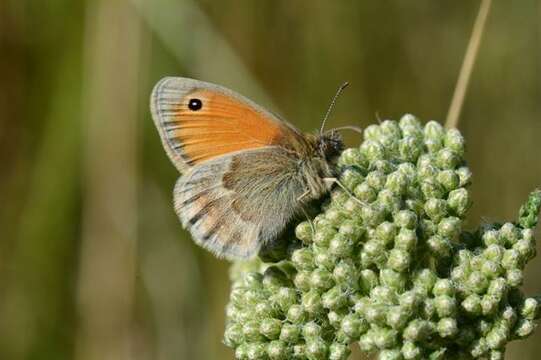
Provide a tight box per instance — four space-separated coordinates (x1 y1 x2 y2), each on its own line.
150 77 355 259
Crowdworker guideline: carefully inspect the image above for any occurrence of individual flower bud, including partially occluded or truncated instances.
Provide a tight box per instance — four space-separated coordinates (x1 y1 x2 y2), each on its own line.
403 319 435 341
394 228 418 251
400 113 421 129
331 190 349 207
447 188 470 217
292 344 306 359
397 162 416 177
364 303 389 325
242 320 263 342
340 313 363 338
413 269 437 295
361 140 386 162
380 269 407 293
333 260 359 287
279 323 300 343
364 124 382 141
302 290 324 316
366 170 387 192
235 343 249 359
302 321 322 339
295 221 313 244
470 338 489 358
338 147 367 169
340 167 365 191
293 271 312 292
485 323 509 350
518 190 541 229
444 128 465 156
427 235 452 258
387 248 411 272
386 171 409 195
481 295 499 316
224 322 244 347
305 337 328 360
437 317 458 338
461 294 482 315
260 318 282 340
361 203 387 227
359 331 377 352
435 148 460 170
515 319 537 338
502 249 522 270
394 210 418 230
500 222 520 246
338 219 365 241
371 286 398 305
421 298 436 319
386 305 411 330
313 247 335 271
399 290 422 312
378 189 402 214
420 219 438 238
520 297 539 320
435 295 457 318
437 217 461 239
401 340 422 359
329 234 355 258
313 227 337 247
310 268 334 291
436 170 459 192
326 208 347 227
513 238 536 261
467 271 489 294
255 301 279 319
482 229 503 247
272 287 297 313
286 304 306 324
375 221 398 246
328 342 351 360
380 119 401 137
266 340 291 360
433 279 455 297
480 259 502 278
244 288 267 305
483 244 505 262
360 269 380 293
373 328 399 350
322 285 348 310
399 137 422 163
378 349 402 360
291 248 315 271
363 239 386 261
506 268 523 287
372 159 396 174
406 199 424 216
424 198 448 222
354 182 377 203
450 265 470 283
456 166 472 187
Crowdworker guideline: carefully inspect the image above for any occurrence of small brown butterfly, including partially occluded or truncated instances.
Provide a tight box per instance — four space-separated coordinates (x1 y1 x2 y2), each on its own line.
150 77 355 259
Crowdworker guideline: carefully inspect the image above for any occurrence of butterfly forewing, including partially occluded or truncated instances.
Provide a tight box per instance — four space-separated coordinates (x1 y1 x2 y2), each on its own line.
150 77 306 172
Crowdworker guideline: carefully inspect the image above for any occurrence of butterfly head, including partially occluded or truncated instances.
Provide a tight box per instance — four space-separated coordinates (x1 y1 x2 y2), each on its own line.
316 130 344 162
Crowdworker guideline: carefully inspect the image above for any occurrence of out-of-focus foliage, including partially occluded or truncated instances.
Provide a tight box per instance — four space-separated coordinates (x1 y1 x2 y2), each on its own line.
0 1 540 359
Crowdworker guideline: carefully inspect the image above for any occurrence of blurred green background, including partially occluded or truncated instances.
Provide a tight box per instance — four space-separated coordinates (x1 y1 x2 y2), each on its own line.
1 0 540 359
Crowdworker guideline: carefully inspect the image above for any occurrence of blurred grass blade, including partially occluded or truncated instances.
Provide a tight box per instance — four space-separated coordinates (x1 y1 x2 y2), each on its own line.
446 0 492 129
76 0 142 359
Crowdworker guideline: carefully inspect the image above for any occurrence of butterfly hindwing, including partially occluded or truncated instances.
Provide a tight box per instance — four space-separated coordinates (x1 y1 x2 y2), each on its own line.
174 147 306 259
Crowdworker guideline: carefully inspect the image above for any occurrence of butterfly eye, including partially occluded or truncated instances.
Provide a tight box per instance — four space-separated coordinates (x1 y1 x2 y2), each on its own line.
188 98 203 111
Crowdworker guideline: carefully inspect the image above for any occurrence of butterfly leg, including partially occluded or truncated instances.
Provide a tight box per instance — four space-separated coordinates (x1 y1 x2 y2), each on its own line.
323 177 367 207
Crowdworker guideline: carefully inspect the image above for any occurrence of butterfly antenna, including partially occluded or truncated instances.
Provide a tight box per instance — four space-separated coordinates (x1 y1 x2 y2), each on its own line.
320 82 350 134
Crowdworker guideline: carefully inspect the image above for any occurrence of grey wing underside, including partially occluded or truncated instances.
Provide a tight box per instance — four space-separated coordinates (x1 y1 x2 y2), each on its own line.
173 146 306 259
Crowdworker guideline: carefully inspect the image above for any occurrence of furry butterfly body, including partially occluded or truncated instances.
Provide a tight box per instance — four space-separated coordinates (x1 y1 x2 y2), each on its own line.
151 77 344 259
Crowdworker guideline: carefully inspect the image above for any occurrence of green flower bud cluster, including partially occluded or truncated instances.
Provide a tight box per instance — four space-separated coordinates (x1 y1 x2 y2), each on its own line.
224 115 541 360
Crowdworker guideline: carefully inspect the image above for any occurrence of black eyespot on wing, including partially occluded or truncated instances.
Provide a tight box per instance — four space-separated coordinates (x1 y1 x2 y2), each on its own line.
188 98 203 111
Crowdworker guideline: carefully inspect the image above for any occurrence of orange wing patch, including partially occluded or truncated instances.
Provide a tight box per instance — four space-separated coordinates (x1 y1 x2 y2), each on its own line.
164 89 286 165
